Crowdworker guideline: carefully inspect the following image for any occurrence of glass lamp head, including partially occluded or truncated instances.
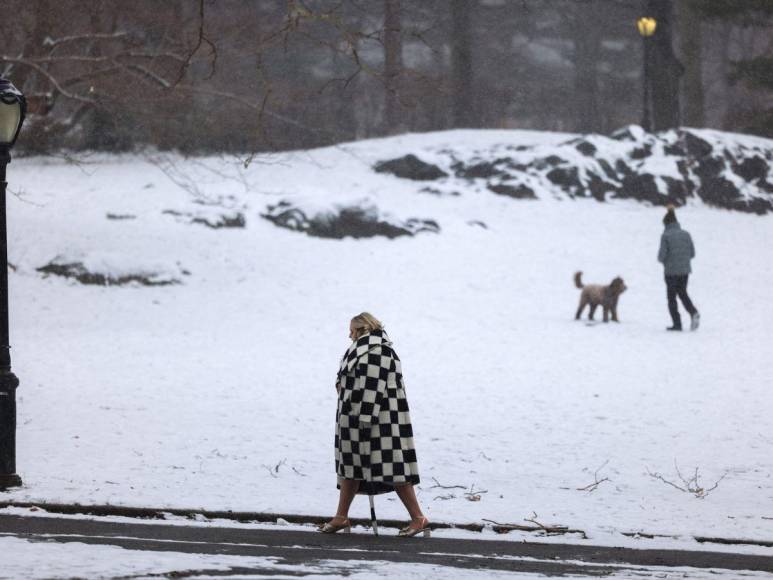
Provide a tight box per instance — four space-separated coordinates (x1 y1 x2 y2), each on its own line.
0 78 26 148
637 17 657 37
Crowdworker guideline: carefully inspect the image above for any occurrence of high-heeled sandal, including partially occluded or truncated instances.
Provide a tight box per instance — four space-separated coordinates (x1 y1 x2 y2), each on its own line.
398 516 431 538
318 515 352 534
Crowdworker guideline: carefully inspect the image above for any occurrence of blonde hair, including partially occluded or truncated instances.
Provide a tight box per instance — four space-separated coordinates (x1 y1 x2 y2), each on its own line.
351 312 383 337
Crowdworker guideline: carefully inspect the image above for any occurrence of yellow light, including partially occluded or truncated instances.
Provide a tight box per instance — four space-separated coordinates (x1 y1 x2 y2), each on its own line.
637 17 657 37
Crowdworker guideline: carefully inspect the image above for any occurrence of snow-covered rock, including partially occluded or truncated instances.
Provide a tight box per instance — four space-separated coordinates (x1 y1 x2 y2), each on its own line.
262 199 440 239
36 252 187 286
375 126 773 213
162 209 246 229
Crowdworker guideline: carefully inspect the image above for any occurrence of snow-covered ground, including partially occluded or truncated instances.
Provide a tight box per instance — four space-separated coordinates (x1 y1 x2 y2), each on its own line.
3 129 773 548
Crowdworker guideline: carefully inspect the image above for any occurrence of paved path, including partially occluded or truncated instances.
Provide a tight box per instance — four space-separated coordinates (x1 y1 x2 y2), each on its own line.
2 514 772 577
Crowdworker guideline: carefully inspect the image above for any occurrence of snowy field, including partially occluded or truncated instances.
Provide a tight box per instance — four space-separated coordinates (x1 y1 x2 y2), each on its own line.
3 129 773 548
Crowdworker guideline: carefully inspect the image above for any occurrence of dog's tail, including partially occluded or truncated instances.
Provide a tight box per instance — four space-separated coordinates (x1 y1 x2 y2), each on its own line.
574 271 583 289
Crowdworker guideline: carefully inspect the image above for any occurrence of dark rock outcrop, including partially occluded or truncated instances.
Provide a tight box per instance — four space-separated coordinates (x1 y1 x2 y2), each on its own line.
587 173 616 202
419 186 460 197
734 156 767 182
487 183 536 199
617 174 665 206
374 155 448 181
683 132 713 159
37 261 181 286
575 140 597 157
546 166 582 195
163 210 246 229
542 155 565 168
455 161 505 179
263 201 440 239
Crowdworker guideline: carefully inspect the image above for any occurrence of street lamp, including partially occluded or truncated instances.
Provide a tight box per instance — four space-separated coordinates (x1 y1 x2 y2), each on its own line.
637 16 657 132
0 77 25 491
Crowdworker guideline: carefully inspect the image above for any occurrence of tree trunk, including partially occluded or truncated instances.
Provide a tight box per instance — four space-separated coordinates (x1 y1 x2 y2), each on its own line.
646 0 683 131
679 0 705 127
572 0 602 133
451 0 474 127
383 0 402 134
82 0 107 149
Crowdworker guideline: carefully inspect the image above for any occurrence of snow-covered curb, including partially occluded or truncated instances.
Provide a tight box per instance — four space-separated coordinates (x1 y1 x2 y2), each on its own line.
2 502 772 552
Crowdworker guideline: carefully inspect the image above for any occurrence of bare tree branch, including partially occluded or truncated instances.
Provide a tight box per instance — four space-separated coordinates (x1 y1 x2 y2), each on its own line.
172 0 217 86
43 31 131 48
0 56 96 104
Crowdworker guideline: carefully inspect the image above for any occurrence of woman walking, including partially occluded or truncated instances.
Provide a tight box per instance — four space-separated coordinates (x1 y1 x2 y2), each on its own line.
320 313 429 537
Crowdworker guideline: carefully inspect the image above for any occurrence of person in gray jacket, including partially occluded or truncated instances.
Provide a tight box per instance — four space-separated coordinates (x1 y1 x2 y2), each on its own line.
658 206 700 331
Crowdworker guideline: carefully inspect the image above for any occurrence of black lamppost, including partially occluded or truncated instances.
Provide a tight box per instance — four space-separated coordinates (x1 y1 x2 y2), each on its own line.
0 77 25 491
637 16 657 132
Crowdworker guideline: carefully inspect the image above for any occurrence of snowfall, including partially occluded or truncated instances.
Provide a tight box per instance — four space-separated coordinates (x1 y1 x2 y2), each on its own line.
2 128 772 575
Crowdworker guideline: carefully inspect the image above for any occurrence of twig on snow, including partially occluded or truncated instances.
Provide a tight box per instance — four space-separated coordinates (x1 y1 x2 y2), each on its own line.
261 458 287 478
577 460 611 492
646 460 727 499
482 517 547 532
464 483 487 501
524 511 569 533
429 477 466 490
482 517 583 538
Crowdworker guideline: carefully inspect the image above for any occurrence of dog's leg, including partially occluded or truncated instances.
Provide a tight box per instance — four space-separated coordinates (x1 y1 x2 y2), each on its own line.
612 305 620 322
589 304 597 320
575 299 585 320
603 306 609 323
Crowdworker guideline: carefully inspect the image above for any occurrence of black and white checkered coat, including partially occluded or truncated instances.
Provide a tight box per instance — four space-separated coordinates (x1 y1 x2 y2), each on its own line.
335 329 420 494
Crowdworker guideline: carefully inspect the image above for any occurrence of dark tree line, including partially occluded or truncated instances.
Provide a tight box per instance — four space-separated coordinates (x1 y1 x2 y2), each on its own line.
691 0 773 135
1 0 771 154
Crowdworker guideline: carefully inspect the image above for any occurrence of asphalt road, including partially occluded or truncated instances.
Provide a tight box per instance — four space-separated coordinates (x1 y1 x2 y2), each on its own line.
2 514 772 578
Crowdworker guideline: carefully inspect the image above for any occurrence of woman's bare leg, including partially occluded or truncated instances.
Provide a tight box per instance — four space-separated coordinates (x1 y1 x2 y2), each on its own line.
394 484 424 520
334 479 360 518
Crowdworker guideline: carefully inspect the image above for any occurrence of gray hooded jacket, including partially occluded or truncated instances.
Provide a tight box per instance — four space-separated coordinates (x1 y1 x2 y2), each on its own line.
658 222 695 276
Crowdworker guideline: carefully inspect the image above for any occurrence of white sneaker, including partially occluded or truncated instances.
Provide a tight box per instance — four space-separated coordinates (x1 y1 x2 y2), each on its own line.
690 312 700 331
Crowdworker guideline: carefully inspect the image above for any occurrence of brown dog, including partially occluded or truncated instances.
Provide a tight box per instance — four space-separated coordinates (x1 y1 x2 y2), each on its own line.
574 271 627 323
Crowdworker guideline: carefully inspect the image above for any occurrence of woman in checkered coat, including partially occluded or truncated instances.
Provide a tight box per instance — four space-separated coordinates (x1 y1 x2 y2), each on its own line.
320 312 428 537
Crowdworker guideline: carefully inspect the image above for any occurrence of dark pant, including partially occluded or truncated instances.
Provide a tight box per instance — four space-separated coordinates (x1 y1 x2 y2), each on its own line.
665 275 697 328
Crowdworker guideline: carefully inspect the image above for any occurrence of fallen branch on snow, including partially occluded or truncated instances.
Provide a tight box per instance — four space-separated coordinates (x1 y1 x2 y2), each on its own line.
576 459 611 492
464 484 487 502
646 460 727 499
482 516 587 539
429 477 467 490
